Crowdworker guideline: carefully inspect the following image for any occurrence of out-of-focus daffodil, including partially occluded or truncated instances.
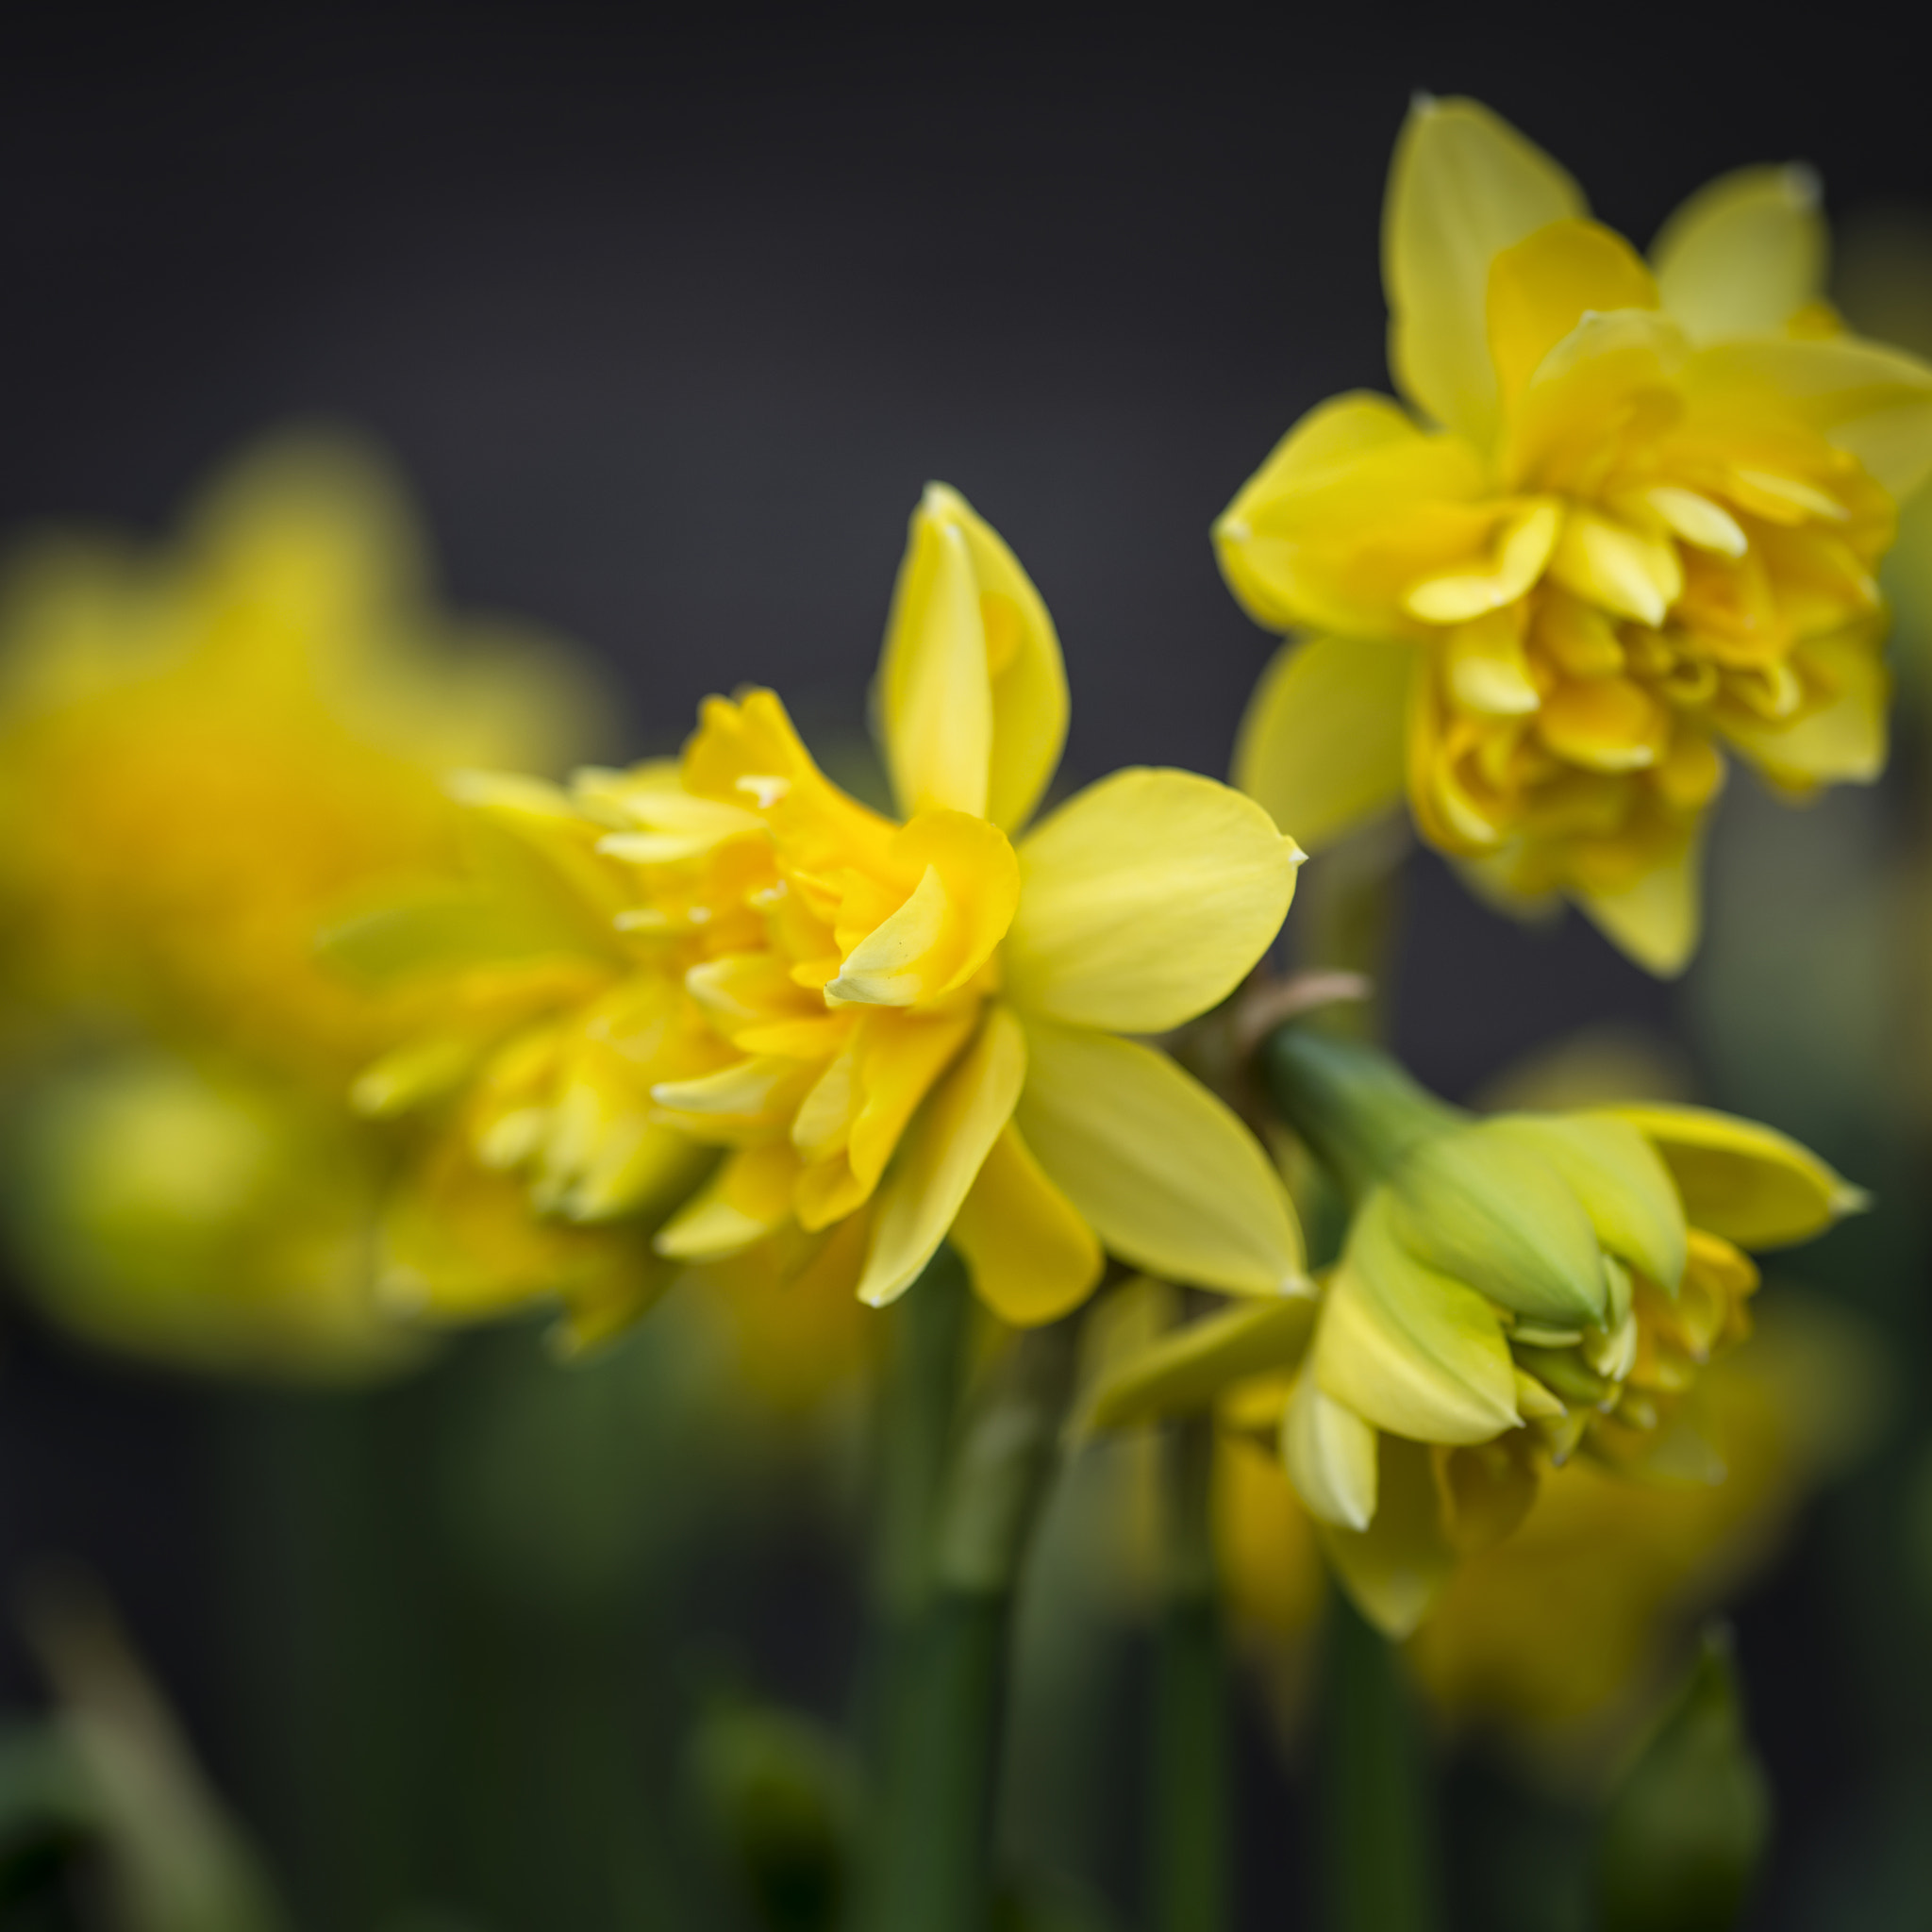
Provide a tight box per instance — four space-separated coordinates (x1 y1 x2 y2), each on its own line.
335 485 1306 1345
1086 1024 1861 1635
0 432 606 1376
1219 96 1932 973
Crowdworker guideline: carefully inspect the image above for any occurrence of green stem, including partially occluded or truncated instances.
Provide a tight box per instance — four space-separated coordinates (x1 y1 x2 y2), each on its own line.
1149 1411 1227 1932
1321 1588 1440 1932
866 1312 1078 1932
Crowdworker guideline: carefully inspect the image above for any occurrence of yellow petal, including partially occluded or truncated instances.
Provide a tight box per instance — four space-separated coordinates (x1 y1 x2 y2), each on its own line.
1548 510 1683 626
1214 392 1491 638
941 485 1070 831
1575 835 1702 977
1232 634 1413 851
1079 1292 1315 1433
875 490 993 820
827 810 1020 1007
1485 1112 1687 1292
1282 1373 1379 1531
1717 623 1889 788
1644 486 1748 558
1315 1193 1520 1445
656 1141 798 1260
1384 94 1586 442
1015 1016 1304 1296
854 1005 1026 1307
1388 1123 1609 1327
1537 675 1670 772
875 484 1068 831
1486 219 1659 408
950 1122 1104 1326
1405 499 1561 625
1607 1104 1868 1248
1318 1433 1459 1638
1004 768 1301 1033
1653 164 1828 346
1442 605 1541 715
1688 334 1932 499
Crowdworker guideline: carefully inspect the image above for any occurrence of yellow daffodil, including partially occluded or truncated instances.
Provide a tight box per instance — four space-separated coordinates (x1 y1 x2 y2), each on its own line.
337 485 1306 1343
0 431 605 1374
1219 96 1932 972
1085 1024 1862 1635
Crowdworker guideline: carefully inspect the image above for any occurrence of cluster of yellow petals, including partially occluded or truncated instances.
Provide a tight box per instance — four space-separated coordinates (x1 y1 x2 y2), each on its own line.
1221 97 1932 971
341 486 1307 1343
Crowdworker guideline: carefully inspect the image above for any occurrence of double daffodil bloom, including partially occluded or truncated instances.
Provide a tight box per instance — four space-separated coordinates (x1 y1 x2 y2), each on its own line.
1088 1024 1861 1635
1219 96 1932 972
0 432 603 1376
338 486 1306 1340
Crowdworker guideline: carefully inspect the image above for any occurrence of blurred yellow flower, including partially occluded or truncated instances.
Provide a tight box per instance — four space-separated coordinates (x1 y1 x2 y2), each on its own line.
1087 1025 1861 1635
1220 96 1932 972
0 432 606 1375
337 484 1306 1344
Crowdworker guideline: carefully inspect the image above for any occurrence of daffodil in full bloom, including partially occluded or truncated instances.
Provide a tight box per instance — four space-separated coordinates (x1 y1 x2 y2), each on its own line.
0 432 605 1375
1086 1024 1862 1635
339 485 1307 1342
1218 96 1932 972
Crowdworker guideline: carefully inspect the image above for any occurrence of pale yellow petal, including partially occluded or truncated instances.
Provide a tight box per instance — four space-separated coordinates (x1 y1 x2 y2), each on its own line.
950 1122 1104 1325
1004 768 1301 1033
1232 634 1414 851
1015 1017 1304 1296
1485 220 1658 408
875 488 993 820
1281 1373 1379 1531
1547 510 1683 627
1607 1103 1868 1248
1214 392 1491 638
656 1142 798 1260
936 484 1070 831
1718 624 1889 788
1384 94 1586 442
1688 334 1932 499
1318 1433 1459 1638
854 1005 1026 1307
1079 1293 1315 1434
1314 1194 1520 1445
1575 835 1702 977
1653 164 1828 346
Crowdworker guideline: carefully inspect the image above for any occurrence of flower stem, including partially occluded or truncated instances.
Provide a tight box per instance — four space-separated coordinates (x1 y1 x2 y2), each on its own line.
864 1308 1078 1932
1321 1588 1440 1932
1149 1410 1227 1932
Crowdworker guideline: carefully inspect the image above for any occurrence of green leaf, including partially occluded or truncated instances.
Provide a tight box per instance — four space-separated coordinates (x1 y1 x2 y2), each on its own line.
1596 1625 1772 1932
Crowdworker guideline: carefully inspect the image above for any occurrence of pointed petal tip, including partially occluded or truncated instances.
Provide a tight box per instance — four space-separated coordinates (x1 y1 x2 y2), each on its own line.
1782 161 1823 209
1215 515 1251 543
1408 89 1439 116
1832 1181 1874 1218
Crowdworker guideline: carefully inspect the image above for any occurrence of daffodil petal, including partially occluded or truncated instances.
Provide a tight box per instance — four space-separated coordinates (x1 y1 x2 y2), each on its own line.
854 1005 1025 1307
1317 1432 1458 1638
1653 163 1828 346
1607 1103 1868 1248
1485 219 1658 408
1484 1112 1688 1291
1384 94 1586 442
1315 1194 1521 1445
1004 768 1301 1034
1015 1016 1305 1296
949 1122 1104 1327
656 1141 798 1260
875 487 993 821
1690 334 1932 499
1575 835 1702 977
1282 1373 1379 1531
1718 624 1889 788
1080 1293 1316 1433
1232 633 1413 852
